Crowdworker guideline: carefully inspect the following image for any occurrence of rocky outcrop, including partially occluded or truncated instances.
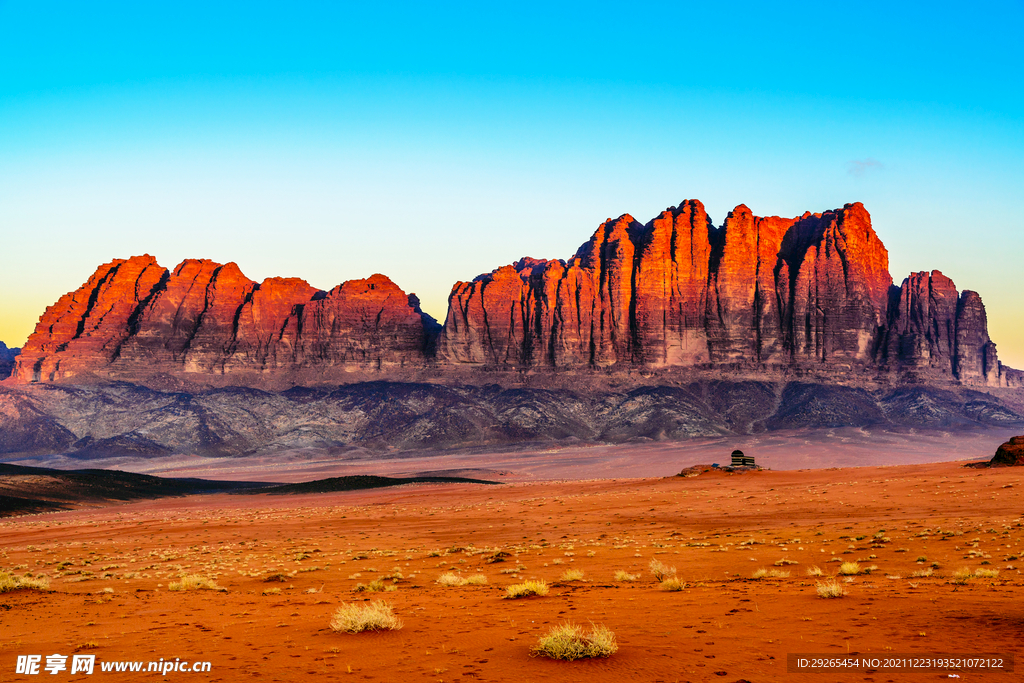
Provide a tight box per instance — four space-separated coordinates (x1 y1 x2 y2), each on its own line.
0 343 19 380
13 257 437 382
9 198 1018 387
876 271 1002 384
991 435 1024 466
438 200 1011 385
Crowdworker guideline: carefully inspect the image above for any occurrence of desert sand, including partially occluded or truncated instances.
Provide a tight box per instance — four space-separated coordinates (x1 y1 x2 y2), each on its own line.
3 452 1024 682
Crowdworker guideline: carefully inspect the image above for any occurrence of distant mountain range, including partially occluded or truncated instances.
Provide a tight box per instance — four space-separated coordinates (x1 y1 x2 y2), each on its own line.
2 198 1021 459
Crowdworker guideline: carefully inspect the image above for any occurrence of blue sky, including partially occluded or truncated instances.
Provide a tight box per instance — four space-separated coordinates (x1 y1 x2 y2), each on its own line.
2 1 1023 366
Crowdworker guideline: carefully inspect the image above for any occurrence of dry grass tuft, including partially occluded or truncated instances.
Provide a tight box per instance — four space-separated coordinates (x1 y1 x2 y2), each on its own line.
437 572 467 587
805 566 823 577
353 579 395 593
613 570 639 582
951 567 973 585
659 577 685 591
837 562 861 576
0 571 50 593
648 558 676 582
559 568 585 582
752 568 789 579
910 567 933 578
437 572 487 587
330 601 402 633
532 622 617 660
168 575 224 592
974 568 1000 579
506 580 549 599
815 578 847 598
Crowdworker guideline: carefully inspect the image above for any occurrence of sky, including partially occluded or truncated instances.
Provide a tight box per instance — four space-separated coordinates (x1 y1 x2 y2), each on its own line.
2 1 1023 367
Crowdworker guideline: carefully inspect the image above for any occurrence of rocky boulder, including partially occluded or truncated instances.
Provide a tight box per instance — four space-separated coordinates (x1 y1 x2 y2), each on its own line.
991 436 1024 466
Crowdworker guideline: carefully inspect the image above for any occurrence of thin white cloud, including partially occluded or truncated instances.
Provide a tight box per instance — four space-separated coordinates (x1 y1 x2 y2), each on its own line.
847 158 884 176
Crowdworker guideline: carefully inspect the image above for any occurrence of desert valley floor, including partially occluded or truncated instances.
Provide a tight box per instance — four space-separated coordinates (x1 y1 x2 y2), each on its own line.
3 446 1024 683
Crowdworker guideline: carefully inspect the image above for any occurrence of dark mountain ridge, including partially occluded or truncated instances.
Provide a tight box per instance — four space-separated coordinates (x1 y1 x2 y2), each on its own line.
0 379 1019 459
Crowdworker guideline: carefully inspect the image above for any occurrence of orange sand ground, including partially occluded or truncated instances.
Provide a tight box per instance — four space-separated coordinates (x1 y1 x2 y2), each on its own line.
2 461 1023 682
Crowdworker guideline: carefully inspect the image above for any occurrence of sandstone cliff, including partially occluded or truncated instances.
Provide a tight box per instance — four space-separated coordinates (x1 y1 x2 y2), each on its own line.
438 201 1012 386
9 199 1017 387
13 256 436 382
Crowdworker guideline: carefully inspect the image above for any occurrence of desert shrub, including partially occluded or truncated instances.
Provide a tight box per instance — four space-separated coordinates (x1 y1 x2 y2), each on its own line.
263 572 289 582
330 601 402 633
353 579 394 593
559 569 585 582
437 572 467 587
0 571 49 593
168 575 224 592
915 556 928 563
613 570 638 582
660 577 685 591
752 568 789 579
381 568 404 581
648 559 676 582
805 566 823 577
506 580 549 599
951 567 973 585
532 623 617 660
815 578 846 598
837 562 861 576
437 572 487 587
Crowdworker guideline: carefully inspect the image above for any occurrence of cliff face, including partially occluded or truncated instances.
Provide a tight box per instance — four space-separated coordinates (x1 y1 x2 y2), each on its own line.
13 257 437 382
878 271 1001 384
0 342 19 380
437 200 1007 384
9 199 1017 387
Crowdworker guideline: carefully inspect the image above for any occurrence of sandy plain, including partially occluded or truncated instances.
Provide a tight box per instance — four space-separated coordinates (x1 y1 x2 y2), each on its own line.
3 443 1024 683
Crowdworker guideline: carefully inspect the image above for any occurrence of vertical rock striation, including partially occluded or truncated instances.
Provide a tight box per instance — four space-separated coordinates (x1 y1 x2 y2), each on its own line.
10 198 1015 387
13 258 437 381
436 200 1010 385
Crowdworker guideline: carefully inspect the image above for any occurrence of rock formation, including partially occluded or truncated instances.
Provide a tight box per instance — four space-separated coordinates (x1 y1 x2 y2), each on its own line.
8 199 1018 387
13 256 436 382
0 342 19 380
438 200 1013 386
991 435 1024 466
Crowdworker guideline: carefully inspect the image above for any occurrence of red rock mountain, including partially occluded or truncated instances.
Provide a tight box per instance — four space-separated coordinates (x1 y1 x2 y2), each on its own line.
15 258 435 382
439 200 1012 386
10 200 1017 387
